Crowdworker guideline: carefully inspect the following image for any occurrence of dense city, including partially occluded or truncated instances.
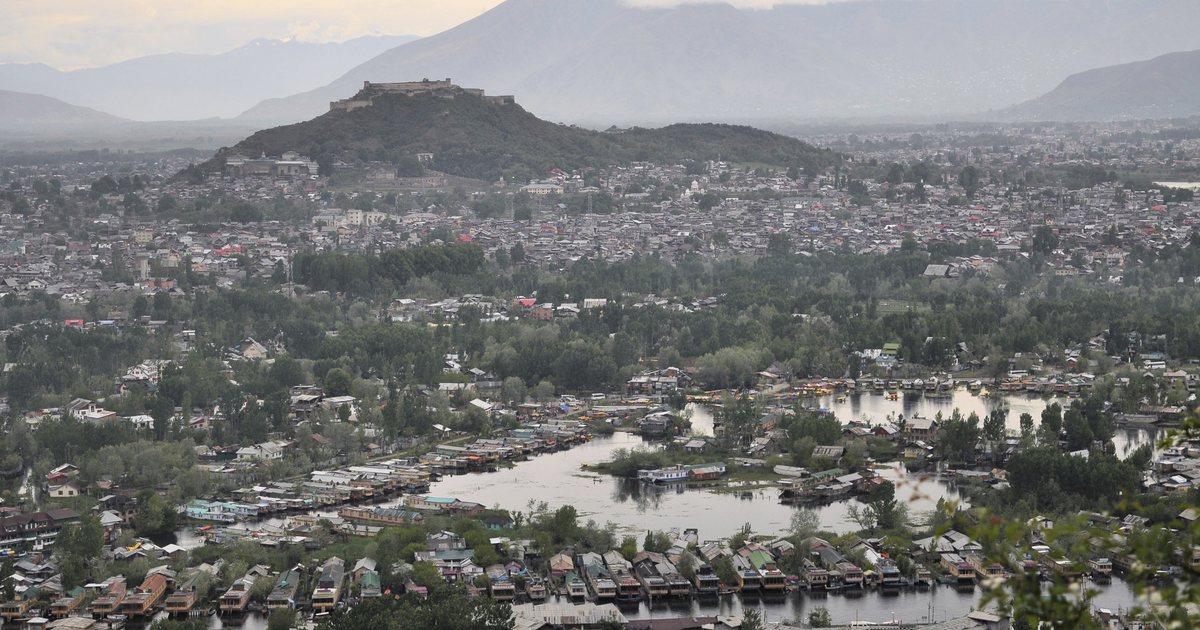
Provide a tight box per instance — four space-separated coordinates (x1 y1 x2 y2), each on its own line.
3 119 1200 630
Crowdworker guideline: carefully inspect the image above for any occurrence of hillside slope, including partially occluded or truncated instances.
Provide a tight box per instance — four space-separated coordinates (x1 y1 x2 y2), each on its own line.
0 90 125 130
204 87 839 182
236 0 1200 125
1004 49 1200 120
0 35 419 121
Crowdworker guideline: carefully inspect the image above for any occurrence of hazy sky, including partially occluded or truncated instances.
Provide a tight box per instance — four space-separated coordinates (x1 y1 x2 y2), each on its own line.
2 0 849 70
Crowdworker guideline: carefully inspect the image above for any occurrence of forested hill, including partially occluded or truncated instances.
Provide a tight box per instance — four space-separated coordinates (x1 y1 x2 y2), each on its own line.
198 87 840 182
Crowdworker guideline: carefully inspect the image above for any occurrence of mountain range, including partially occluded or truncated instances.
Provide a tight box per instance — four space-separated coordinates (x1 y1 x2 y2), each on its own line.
1004 49 1200 121
0 35 419 121
235 0 1200 125
6 0 1200 128
0 91 126 130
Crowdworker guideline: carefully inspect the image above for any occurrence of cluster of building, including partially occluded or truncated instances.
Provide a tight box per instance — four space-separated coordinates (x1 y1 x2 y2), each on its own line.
3 122 1200 309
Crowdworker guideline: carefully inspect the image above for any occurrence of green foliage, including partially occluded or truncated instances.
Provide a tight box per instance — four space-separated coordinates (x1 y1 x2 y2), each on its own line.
293 242 484 297
808 606 833 627
324 368 353 397
642 530 672 553
1004 446 1141 510
267 607 298 630
315 590 513 630
148 620 208 630
54 515 105 588
133 488 181 537
936 410 981 462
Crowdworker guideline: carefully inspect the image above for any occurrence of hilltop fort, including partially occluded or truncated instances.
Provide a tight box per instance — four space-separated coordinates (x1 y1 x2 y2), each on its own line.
329 79 516 113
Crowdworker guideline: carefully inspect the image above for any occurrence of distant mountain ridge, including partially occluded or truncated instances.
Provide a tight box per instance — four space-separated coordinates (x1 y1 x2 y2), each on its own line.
1003 49 1200 121
0 35 420 121
0 90 126 130
236 0 1200 125
200 83 840 183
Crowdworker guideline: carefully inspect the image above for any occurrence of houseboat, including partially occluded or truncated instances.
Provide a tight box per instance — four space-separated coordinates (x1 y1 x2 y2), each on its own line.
603 551 642 602
564 572 587 599
731 555 762 592
744 551 785 592
802 562 829 591
967 553 1005 584
526 576 547 601
693 564 721 594
163 589 197 617
637 465 689 484
311 557 345 613
120 574 168 618
837 562 864 589
879 563 903 591
486 566 515 602
219 574 256 615
1045 558 1082 580
634 567 668 598
1088 558 1113 583
579 553 617 600
915 567 933 588
940 554 976 585
90 578 127 617
0 599 33 622
49 588 85 618
267 570 301 610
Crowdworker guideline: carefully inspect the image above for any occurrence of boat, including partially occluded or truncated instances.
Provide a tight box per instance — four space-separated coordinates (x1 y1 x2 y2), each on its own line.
915 567 932 588
772 465 808 478
969 380 983 392
637 465 689 484
527 576 547 601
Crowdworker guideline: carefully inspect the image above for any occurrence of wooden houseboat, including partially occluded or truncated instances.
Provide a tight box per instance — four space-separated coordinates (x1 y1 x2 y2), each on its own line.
693 564 721 594
311 557 345 613
940 554 976 585
219 574 256 615
564 572 587 599
120 574 168 618
267 570 301 610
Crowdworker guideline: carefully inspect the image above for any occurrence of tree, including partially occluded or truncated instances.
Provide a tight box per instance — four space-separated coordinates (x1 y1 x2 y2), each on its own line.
713 556 737 587
619 535 638 560
958 166 982 198
808 606 833 627
676 549 696 580
54 515 104 588
788 508 821 543
865 480 904 531
325 368 353 397
936 410 981 462
1019 412 1035 439
267 607 297 630
229 202 263 224
1033 225 1060 255
741 609 764 630
1041 402 1063 443
1063 406 1093 451
643 530 672 553
151 395 175 440
270 355 305 390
